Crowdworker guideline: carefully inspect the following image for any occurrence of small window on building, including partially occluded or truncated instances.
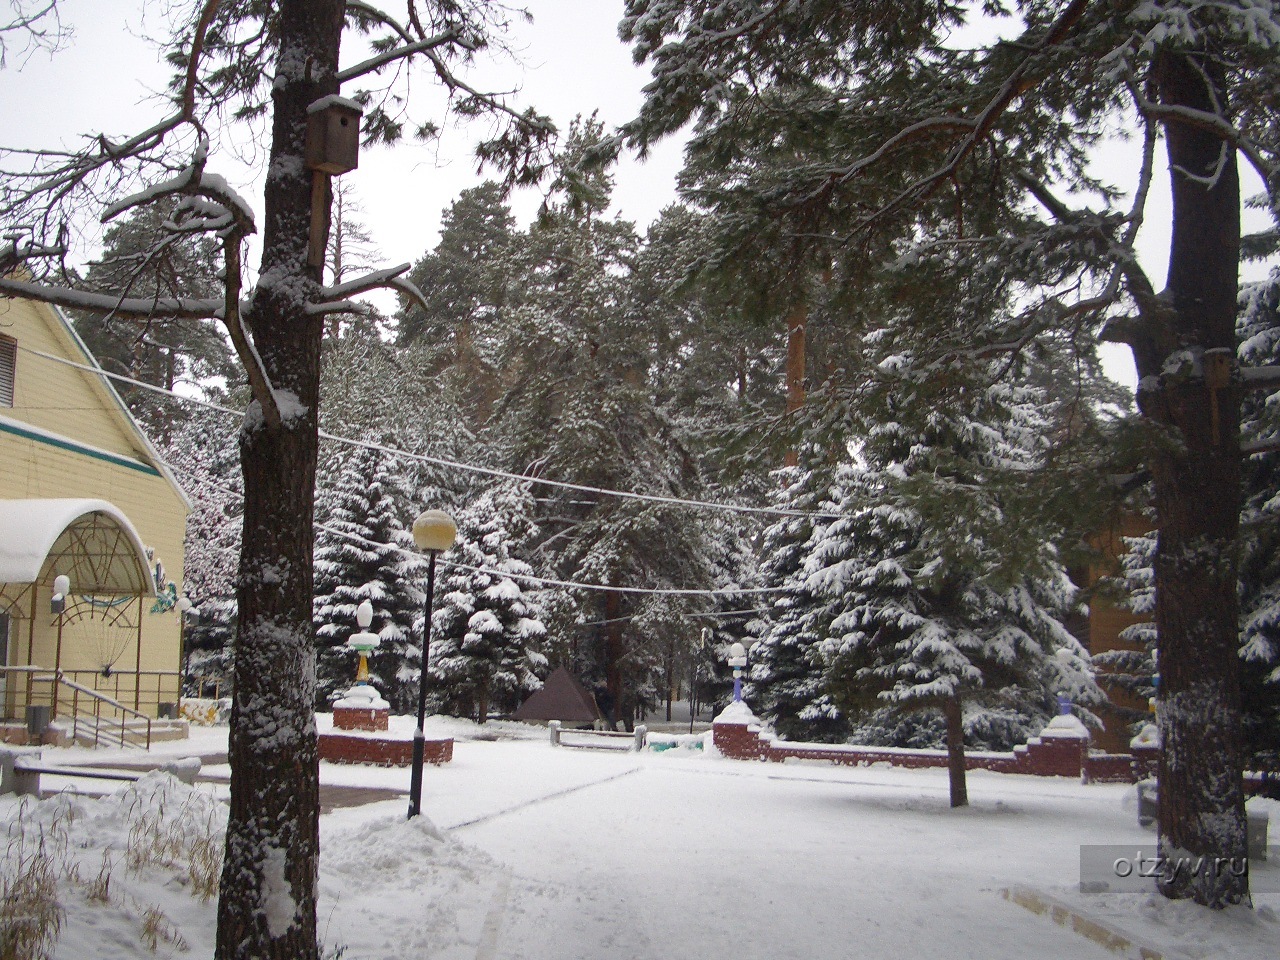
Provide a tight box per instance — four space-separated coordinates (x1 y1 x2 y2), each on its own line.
0 335 15 406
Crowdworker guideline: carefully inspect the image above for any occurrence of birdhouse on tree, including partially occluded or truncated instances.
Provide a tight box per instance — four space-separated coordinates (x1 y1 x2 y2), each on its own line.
305 95 363 175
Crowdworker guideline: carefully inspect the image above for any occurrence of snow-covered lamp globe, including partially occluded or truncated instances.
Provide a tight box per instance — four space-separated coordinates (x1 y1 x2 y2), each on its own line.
727 642 748 702
333 599 390 733
51 573 70 615
412 510 457 553
346 599 381 685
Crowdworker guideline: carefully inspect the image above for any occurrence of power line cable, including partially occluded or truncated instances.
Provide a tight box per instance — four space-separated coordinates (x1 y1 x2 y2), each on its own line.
314 520 785 597
172 461 789 598
21 345 838 521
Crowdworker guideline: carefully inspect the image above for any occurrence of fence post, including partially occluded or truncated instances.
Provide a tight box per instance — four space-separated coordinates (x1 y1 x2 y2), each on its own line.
0 747 16 794
633 724 647 752
549 720 561 747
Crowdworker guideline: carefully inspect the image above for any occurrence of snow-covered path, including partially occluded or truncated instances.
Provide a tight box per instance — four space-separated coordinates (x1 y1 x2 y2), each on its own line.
444 754 1126 960
316 732 1277 960
7 722 1278 959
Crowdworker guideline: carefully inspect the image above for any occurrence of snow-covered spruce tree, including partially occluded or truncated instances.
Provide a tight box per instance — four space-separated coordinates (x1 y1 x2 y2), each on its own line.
616 0 1280 905
427 484 547 723
1238 270 1280 780
815 376 1102 808
313 443 425 711
744 464 849 742
1091 522 1159 732
158 405 243 695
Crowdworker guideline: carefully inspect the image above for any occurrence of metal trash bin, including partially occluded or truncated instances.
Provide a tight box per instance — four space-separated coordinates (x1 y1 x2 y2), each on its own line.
26 704 51 738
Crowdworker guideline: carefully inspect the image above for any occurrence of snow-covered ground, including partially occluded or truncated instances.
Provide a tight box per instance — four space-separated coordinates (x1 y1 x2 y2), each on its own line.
3 718 1277 960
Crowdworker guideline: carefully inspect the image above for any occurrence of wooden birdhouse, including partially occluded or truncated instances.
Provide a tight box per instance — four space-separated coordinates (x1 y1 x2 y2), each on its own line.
305 96 363 175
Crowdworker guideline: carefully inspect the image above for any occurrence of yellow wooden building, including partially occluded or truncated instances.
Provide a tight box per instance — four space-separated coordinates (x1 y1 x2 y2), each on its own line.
0 293 191 745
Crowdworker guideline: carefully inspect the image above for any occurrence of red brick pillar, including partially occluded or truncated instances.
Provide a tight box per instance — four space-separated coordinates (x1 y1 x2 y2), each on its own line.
1022 714 1089 778
1130 723 1161 781
712 701 767 760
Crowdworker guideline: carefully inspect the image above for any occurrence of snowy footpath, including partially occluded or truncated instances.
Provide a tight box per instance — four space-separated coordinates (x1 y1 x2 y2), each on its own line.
3 718 1277 960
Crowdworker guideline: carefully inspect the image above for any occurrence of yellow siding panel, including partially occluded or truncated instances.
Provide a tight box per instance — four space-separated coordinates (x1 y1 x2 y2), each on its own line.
0 297 146 461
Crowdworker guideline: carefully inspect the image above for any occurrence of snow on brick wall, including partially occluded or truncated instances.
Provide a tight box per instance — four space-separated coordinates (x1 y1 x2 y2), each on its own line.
318 732 453 767
712 721 1098 780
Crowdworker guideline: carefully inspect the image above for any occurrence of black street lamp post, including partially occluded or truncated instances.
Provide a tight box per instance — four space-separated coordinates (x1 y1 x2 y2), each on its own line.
408 509 456 820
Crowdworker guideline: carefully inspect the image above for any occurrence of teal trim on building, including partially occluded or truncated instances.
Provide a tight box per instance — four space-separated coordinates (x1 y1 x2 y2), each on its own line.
0 419 161 477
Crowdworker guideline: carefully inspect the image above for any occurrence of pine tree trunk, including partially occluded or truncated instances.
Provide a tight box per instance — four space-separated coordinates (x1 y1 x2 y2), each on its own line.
216 3 344 957
604 588 624 730
783 302 807 467
1145 47 1249 908
942 695 968 808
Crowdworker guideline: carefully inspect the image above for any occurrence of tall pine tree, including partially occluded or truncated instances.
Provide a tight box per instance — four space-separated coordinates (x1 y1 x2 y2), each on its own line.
617 0 1280 905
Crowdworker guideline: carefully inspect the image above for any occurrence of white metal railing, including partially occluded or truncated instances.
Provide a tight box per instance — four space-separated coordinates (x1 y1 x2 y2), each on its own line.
549 720 648 752
2 666 152 749
60 675 152 749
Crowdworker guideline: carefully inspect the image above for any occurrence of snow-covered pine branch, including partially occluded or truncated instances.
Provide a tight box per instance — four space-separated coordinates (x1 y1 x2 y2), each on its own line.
335 29 466 84
308 262 420 315
0 274 223 319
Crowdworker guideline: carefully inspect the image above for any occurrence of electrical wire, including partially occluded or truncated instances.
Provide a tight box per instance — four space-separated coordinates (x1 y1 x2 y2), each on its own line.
21 344 838 521
171 461 790 598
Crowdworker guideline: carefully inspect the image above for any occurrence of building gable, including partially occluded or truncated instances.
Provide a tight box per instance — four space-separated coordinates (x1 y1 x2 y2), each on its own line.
0 295 188 507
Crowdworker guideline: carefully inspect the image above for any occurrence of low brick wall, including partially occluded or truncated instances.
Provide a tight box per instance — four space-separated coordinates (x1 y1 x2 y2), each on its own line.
1130 743 1159 781
318 732 453 767
1082 752 1138 784
713 722 1104 780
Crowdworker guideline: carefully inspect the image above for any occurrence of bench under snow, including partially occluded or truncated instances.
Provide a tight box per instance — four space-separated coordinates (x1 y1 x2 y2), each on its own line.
549 721 647 752
0 747 201 796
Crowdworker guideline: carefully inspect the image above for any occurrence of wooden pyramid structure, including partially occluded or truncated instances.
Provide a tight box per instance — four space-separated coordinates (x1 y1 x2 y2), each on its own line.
511 666 603 723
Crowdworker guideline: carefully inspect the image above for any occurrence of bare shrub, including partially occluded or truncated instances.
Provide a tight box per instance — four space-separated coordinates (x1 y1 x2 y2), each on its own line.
85 851 115 904
1 802 68 960
138 901 189 953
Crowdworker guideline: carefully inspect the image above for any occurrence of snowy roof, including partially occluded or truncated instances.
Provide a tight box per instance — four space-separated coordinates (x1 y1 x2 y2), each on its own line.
510 667 603 723
0 498 155 595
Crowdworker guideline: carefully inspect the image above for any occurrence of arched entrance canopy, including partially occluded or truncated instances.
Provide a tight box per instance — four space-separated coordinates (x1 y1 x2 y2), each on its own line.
0 498 155 596
0 499 158 721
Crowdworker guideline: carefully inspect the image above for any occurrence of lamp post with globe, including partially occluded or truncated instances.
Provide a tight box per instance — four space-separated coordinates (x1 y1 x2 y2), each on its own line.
347 599 380 685
408 509 456 820
727 642 748 702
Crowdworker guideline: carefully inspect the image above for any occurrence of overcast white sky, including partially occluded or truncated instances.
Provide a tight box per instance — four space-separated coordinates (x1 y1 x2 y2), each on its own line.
0 0 682 267
2 1 1273 387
